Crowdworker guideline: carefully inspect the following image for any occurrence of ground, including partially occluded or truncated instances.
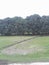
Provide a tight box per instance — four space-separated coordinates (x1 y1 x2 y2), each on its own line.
0 36 49 62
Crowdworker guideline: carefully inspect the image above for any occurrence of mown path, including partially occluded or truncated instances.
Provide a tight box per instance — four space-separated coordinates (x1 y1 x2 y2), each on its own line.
0 36 39 50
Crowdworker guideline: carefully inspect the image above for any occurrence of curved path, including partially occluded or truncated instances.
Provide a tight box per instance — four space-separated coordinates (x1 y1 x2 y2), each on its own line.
8 62 49 65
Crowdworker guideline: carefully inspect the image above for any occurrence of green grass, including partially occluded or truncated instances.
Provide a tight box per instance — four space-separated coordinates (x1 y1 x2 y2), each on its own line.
0 36 49 62
0 36 32 49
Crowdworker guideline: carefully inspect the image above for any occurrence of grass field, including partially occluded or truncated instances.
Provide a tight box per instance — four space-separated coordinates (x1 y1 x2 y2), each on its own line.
0 36 49 62
0 36 32 49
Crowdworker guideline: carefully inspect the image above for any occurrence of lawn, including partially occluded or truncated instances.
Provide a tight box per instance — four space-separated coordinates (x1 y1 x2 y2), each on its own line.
0 36 49 62
0 36 32 49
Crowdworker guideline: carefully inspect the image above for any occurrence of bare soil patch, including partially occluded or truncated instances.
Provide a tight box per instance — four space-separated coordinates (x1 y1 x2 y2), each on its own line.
1 39 44 55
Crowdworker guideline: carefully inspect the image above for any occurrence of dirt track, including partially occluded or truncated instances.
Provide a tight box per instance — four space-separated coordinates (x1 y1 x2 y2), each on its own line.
0 36 40 64
1 36 41 55
8 63 49 65
0 36 37 50
0 60 10 65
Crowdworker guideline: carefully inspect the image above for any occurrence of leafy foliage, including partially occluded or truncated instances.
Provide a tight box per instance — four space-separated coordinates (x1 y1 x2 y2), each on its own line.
0 14 49 35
